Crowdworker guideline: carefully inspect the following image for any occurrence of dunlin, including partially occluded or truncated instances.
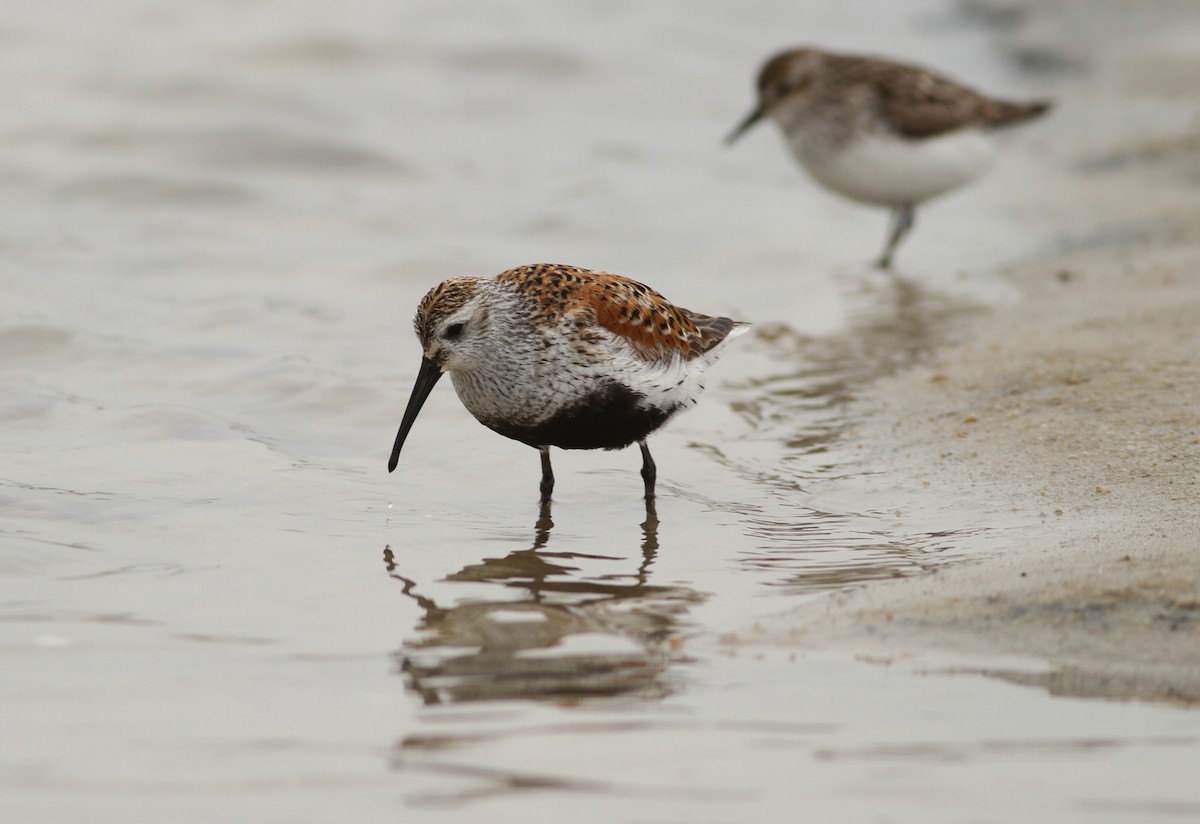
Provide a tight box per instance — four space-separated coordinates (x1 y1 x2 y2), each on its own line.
726 47 1050 268
387 263 748 503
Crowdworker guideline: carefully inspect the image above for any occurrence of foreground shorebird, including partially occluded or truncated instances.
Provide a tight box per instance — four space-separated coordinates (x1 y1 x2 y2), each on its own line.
387 263 748 503
726 47 1051 268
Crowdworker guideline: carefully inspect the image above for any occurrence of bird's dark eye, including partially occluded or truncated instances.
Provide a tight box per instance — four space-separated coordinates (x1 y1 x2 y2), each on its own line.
444 322 466 341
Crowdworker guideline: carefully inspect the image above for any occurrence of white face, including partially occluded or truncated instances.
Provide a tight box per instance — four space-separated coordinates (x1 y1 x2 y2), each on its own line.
423 299 493 374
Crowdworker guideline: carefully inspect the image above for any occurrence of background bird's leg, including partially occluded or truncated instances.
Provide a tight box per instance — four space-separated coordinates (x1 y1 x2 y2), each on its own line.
877 204 916 270
538 447 554 504
638 440 657 500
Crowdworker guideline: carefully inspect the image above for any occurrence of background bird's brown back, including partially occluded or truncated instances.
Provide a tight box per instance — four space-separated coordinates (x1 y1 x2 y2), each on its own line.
828 54 1051 139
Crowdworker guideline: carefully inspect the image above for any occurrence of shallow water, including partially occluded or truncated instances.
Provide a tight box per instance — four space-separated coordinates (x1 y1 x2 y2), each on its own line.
4 0 1200 821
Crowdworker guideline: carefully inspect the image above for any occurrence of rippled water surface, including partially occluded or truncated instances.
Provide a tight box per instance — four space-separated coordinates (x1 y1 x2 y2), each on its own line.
4 1 1199 821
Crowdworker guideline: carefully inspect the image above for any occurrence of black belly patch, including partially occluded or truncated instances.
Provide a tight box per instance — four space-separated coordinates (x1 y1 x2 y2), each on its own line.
483 381 676 451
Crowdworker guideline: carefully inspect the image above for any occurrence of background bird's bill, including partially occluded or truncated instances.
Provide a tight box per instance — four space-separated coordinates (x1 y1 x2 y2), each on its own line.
388 356 443 472
725 105 764 145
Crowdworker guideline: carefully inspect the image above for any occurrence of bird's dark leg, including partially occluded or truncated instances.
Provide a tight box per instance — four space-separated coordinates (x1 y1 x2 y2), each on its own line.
638 440 656 500
877 204 916 270
538 447 554 504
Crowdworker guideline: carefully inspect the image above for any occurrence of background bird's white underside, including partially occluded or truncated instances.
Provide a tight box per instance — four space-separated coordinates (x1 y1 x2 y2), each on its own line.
793 128 999 207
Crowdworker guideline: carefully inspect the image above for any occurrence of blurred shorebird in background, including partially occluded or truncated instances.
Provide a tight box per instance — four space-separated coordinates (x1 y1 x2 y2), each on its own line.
727 47 1051 269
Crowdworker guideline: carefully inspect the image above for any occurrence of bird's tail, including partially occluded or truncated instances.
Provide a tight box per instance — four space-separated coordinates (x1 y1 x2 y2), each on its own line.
686 312 751 355
990 99 1052 129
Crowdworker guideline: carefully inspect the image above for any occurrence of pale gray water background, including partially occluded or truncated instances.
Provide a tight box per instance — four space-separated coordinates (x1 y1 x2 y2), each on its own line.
3 1 1199 821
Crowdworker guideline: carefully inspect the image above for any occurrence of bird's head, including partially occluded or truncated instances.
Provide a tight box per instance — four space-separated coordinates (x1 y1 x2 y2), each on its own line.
726 48 826 144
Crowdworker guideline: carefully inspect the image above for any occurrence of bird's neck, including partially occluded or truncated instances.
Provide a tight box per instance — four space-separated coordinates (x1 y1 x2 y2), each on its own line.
448 296 549 427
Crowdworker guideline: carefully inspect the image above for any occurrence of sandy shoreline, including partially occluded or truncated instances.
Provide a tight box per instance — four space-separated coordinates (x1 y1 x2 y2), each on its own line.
745 1 1200 704
759 239 1200 703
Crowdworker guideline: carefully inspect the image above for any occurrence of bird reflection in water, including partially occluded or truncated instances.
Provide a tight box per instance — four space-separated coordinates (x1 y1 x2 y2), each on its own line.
384 501 703 705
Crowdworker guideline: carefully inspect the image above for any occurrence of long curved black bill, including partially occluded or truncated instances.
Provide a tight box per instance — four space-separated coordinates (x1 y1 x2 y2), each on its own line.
724 105 764 145
388 356 443 472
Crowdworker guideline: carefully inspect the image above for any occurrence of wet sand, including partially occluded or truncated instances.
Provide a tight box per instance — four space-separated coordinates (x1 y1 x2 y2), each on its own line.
755 0 1200 704
760 237 1200 702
